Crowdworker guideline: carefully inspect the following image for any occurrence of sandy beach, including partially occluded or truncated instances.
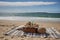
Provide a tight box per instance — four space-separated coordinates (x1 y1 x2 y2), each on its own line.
0 20 60 40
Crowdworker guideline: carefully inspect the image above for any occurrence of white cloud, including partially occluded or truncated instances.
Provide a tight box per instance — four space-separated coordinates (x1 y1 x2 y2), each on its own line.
0 1 57 6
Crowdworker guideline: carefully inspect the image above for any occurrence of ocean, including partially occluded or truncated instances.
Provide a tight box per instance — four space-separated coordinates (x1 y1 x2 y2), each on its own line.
0 13 60 18
0 13 60 22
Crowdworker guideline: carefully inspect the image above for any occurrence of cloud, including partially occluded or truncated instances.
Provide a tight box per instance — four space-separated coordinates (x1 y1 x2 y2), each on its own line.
0 1 57 6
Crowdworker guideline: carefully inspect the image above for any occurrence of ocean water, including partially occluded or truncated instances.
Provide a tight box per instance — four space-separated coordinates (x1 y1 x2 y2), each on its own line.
0 13 60 18
0 13 60 22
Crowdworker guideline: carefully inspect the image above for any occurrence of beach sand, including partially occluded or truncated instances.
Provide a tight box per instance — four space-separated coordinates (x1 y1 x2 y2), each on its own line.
0 20 60 40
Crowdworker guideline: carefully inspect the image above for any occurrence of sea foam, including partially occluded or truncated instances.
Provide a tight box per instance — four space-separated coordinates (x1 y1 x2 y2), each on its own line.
0 16 60 22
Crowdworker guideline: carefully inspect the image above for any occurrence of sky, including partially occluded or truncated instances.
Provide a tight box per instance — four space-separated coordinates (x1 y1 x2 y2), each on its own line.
0 0 60 13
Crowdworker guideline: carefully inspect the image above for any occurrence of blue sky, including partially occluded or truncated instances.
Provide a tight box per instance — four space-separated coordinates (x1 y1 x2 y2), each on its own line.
0 0 60 13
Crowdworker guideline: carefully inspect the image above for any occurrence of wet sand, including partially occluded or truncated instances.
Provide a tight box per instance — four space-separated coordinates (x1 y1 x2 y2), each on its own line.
0 20 60 40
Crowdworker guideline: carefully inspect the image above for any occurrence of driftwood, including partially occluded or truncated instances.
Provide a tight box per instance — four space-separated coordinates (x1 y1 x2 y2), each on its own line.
38 28 46 34
22 27 37 33
17 27 46 34
24 22 46 34
25 22 33 27
25 22 39 28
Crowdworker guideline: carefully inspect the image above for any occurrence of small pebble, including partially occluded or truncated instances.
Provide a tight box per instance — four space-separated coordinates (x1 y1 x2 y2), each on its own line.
21 39 24 40
11 36 14 39
0 36 4 39
5 39 8 40
21 36 24 38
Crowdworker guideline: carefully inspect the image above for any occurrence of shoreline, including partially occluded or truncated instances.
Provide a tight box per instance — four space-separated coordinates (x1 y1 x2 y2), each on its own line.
0 16 60 22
